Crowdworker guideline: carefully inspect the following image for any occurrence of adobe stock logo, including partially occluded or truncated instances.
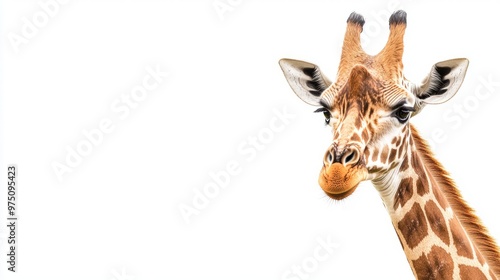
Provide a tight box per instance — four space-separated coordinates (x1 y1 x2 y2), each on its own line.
179 106 295 224
426 74 500 148
109 267 134 280
282 235 340 280
51 64 169 182
212 0 243 21
7 0 70 53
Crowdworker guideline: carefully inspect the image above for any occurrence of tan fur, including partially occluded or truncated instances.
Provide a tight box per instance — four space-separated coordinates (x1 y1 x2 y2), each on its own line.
410 125 500 278
376 23 406 82
337 17 406 88
337 21 368 85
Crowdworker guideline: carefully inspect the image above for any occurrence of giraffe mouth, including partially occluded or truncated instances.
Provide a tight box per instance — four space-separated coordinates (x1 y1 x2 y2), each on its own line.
319 163 366 200
323 184 360 200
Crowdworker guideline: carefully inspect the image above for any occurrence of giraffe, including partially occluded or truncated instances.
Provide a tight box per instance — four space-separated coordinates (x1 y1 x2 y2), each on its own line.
279 10 500 279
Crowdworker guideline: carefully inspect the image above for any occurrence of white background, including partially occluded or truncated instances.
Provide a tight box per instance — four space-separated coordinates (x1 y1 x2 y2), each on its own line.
1 1 499 279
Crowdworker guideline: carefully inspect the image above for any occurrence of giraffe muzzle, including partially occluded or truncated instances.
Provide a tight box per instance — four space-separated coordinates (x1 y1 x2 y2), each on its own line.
319 145 367 200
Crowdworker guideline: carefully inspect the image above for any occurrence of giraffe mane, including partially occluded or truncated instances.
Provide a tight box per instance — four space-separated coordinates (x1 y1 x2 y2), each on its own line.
410 125 500 277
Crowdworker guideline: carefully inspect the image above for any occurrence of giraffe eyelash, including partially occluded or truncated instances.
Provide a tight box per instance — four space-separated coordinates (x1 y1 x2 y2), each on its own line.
313 107 329 113
314 107 333 125
390 100 415 112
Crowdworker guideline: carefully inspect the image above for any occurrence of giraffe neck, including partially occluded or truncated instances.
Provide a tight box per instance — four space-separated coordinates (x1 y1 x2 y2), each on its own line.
372 125 499 280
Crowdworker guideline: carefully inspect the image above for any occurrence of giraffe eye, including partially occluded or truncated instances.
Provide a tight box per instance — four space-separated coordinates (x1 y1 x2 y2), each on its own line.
394 107 412 123
314 107 332 125
323 111 331 125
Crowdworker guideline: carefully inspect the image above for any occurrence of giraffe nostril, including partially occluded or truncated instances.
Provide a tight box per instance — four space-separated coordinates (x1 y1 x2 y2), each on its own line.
324 145 360 167
324 148 335 166
342 148 360 166
344 152 354 163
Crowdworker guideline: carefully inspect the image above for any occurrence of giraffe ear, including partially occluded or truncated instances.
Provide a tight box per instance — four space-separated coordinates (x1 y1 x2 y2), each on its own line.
279 58 332 106
414 58 469 105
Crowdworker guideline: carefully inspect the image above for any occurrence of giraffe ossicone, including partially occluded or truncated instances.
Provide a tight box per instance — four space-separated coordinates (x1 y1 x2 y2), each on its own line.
280 10 500 280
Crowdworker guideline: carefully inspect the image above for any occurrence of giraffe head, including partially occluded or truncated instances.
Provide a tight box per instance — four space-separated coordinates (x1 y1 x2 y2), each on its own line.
279 10 469 200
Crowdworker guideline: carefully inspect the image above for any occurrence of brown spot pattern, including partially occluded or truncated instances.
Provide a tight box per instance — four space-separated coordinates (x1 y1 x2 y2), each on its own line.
412 246 454 280
416 177 430 196
398 203 427 249
393 177 413 209
424 200 450 246
361 129 369 142
400 156 409 172
459 264 488 280
355 115 362 128
411 154 430 196
398 142 405 158
449 217 474 259
371 149 378 162
351 133 361 142
388 148 398 162
396 136 403 147
411 153 422 174
380 145 389 163
363 148 370 160
432 186 449 210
